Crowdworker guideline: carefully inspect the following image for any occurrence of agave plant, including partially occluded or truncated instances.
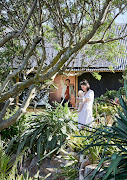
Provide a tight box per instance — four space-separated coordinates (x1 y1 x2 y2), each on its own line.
7 103 77 163
79 81 127 179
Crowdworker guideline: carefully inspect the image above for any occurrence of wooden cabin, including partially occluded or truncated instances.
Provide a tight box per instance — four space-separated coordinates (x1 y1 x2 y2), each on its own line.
49 71 124 107
49 24 127 107
15 24 127 107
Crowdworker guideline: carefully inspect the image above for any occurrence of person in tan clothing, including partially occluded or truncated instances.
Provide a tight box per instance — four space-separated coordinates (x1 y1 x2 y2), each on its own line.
61 76 75 107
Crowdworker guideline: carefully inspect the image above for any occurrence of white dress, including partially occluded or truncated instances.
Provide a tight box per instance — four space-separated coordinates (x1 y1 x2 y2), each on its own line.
78 89 94 128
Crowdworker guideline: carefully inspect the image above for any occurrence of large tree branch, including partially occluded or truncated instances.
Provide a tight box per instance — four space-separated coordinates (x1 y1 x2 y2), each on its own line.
40 0 113 75
40 47 68 75
0 46 68 103
0 85 36 130
58 52 78 75
0 36 41 94
0 0 37 47
0 78 36 103
0 98 14 120
0 49 74 103
0 0 113 103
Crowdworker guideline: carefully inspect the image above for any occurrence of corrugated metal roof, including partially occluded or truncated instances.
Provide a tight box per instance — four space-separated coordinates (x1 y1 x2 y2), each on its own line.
67 24 127 72
13 24 127 72
69 67 123 72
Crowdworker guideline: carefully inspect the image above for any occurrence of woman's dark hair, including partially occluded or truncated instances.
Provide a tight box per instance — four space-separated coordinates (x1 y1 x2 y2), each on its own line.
65 79 70 83
80 79 90 91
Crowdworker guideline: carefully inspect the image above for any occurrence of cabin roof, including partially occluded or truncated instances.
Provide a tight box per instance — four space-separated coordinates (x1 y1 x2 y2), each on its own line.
12 24 127 72
67 24 127 72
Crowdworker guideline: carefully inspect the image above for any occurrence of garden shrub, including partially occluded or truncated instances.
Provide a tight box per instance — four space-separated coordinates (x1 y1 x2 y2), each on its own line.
6 103 77 162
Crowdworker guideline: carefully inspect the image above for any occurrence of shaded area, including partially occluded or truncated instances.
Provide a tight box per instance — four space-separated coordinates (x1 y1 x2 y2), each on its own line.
78 72 123 97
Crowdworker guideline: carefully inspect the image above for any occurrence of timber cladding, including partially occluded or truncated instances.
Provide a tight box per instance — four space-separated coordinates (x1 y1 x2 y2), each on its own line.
49 75 76 107
49 72 123 106
78 72 123 97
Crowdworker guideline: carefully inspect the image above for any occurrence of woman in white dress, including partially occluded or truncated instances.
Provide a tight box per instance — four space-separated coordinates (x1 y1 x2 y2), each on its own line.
78 80 94 129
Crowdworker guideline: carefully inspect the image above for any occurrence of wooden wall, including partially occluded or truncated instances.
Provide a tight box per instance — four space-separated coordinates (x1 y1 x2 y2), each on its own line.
78 72 123 97
50 75 76 107
49 72 123 105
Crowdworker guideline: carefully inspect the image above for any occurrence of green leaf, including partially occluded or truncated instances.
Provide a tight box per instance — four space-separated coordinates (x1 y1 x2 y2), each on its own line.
37 134 43 161
91 156 109 179
5 136 17 154
124 80 127 98
30 126 43 148
103 153 123 180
